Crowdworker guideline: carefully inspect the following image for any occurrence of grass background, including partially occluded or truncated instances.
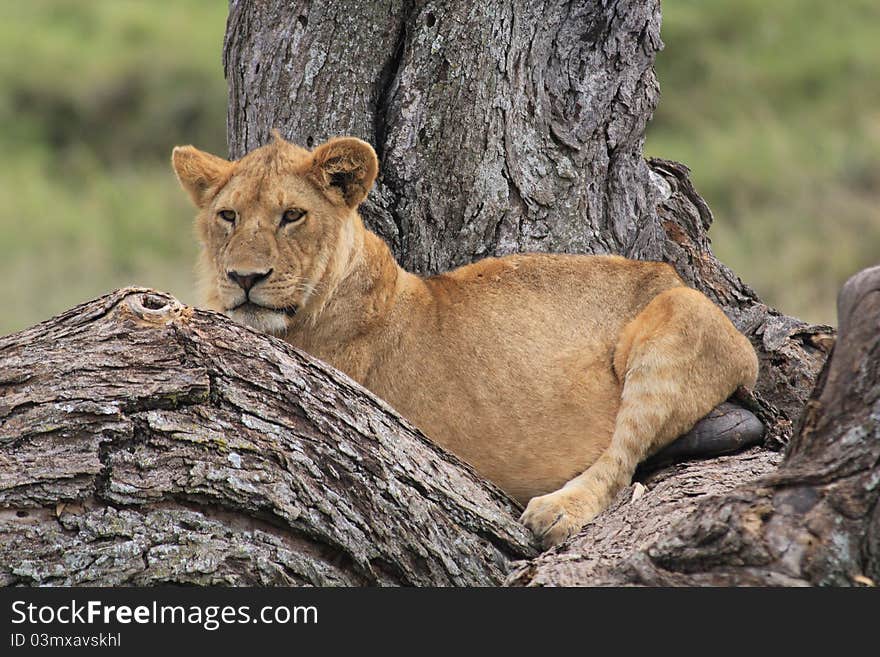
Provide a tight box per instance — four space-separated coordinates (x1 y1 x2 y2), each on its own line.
1 0 877 334
648 0 880 328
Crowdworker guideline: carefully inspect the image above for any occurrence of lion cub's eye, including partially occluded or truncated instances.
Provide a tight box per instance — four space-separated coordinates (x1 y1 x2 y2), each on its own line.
281 208 306 227
217 209 237 223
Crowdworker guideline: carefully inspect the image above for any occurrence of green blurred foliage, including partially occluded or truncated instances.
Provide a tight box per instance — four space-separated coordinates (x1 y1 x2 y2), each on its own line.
0 0 227 334
646 0 880 326
0 0 876 334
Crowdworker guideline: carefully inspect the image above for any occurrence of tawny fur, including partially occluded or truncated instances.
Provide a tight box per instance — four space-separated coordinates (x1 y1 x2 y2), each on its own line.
171 135 759 547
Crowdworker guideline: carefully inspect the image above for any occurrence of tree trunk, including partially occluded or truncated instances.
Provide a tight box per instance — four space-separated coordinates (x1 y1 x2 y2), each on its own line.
223 0 833 445
0 289 535 586
509 266 880 586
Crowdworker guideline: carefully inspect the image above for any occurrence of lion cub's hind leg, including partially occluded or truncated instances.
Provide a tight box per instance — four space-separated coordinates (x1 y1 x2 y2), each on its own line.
520 286 758 548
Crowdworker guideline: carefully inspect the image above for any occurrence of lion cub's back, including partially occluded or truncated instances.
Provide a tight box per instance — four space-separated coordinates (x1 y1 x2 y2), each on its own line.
429 253 685 342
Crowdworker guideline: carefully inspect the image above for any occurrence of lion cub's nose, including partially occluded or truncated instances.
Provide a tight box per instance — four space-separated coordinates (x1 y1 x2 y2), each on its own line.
227 269 272 292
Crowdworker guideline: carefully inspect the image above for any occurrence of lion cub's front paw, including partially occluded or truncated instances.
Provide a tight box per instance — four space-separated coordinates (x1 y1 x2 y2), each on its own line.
519 488 599 549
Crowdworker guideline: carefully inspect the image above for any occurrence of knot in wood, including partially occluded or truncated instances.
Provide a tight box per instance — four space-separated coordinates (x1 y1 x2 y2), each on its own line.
121 289 188 325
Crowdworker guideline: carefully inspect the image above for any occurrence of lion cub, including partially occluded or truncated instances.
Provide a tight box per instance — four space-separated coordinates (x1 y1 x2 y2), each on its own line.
172 134 758 547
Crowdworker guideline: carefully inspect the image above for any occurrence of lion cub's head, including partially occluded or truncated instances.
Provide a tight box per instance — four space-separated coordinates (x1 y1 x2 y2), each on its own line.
171 134 378 335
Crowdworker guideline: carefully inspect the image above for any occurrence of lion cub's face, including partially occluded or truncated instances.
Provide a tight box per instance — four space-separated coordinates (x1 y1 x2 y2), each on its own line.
171 135 378 335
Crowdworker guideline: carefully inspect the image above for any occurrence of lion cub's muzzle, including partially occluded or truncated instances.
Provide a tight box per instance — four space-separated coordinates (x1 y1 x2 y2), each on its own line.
224 267 298 334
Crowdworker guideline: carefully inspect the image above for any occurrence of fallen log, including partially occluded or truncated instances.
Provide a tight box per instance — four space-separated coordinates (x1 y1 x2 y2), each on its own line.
0 288 536 586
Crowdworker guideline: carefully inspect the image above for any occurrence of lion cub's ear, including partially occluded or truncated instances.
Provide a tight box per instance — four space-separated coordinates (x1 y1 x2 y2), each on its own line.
305 137 379 209
171 146 233 208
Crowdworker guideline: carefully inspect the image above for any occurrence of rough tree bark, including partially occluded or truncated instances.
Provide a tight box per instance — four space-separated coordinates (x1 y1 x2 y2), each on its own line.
0 289 535 586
